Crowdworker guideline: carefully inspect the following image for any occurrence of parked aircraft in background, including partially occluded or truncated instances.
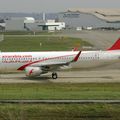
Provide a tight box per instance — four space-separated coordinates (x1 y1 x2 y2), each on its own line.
0 38 120 79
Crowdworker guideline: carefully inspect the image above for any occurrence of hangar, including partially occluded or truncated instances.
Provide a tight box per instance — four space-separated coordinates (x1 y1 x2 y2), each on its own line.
5 17 35 31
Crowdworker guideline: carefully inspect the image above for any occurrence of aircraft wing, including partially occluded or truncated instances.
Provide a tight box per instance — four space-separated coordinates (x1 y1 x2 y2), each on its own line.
33 51 81 71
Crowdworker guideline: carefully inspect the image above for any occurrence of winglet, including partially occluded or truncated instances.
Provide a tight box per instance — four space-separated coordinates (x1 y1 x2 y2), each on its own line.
108 38 120 50
73 51 81 62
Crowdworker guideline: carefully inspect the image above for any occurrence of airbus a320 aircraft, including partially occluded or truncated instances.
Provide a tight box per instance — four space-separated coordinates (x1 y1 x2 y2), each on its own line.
1 38 120 79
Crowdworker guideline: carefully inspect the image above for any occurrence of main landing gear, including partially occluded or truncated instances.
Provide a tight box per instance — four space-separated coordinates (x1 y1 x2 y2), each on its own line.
52 72 58 79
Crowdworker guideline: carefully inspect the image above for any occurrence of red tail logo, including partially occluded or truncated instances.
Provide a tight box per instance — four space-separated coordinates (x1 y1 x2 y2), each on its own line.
108 38 120 50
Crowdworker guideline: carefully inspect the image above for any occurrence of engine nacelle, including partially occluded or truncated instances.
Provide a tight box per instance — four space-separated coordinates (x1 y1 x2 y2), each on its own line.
25 67 43 77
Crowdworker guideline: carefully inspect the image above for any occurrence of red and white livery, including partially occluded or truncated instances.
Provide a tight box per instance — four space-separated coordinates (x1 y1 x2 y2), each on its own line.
0 38 120 79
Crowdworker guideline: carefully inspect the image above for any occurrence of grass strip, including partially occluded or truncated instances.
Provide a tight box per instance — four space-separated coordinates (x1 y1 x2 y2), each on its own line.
0 36 92 51
0 103 119 120
0 83 119 100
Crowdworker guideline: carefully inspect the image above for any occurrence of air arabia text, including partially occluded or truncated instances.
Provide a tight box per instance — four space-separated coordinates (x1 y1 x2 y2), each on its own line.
2 55 32 63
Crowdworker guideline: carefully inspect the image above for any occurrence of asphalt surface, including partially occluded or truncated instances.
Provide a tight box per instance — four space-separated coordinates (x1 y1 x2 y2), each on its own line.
0 69 119 83
58 30 120 50
0 99 120 104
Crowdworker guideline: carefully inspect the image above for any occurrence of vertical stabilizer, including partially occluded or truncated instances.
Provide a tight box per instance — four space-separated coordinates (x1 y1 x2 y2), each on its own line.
108 38 120 50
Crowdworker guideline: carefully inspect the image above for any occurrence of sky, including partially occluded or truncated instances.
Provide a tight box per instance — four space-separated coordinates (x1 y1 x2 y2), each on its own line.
0 0 119 13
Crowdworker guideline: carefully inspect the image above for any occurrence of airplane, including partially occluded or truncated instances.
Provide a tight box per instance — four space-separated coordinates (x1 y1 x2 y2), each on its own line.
1 49 81 79
0 38 120 79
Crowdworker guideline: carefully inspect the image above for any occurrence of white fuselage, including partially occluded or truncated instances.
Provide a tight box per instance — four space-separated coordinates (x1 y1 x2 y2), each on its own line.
76 50 120 68
0 50 120 71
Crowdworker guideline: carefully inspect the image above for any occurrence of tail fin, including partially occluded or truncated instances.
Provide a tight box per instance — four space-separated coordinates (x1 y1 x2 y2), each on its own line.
108 38 120 50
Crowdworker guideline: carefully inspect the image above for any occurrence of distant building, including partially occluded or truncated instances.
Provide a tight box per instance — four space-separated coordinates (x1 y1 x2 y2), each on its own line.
36 20 65 31
5 17 65 31
5 17 35 31
24 17 35 23
0 19 5 31
5 18 25 31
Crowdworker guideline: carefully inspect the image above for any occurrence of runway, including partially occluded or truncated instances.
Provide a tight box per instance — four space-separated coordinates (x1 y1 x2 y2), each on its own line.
0 69 120 83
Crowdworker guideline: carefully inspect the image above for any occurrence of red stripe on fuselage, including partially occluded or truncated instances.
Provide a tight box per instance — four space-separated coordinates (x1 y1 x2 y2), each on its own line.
17 54 77 71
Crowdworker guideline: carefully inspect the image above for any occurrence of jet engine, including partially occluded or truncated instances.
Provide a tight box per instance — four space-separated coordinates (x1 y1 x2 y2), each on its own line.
25 67 43 77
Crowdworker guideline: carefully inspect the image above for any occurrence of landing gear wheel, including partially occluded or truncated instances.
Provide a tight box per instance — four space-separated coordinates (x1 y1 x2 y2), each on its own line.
52 72 58 79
